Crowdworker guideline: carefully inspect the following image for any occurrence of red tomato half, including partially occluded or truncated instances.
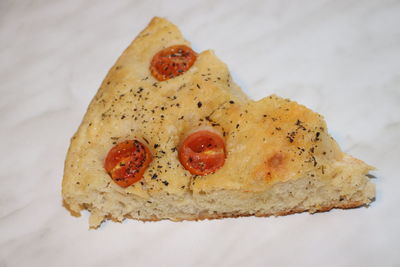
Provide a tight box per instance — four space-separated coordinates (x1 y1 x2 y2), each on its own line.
104 140 152 187
150 45 197 81
179 130 226 176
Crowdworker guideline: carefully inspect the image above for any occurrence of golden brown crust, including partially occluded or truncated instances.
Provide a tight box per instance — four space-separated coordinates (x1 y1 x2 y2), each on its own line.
113 200 369 223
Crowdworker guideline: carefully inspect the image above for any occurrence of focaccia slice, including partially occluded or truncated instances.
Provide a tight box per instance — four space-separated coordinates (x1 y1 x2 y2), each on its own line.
62 17 375 228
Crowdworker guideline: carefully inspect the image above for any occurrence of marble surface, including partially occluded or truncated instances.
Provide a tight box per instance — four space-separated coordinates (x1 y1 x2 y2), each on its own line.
1 0 400 266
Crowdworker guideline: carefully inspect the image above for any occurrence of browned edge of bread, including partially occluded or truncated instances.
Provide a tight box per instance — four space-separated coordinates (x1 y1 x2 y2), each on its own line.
134 200 368 222
74 200 370 228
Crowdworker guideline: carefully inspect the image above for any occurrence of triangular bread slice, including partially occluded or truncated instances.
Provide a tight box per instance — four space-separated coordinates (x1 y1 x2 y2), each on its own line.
62 17 375 228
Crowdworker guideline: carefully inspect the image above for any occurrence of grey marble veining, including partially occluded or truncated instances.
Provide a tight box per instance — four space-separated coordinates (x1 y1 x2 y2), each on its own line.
1 0 399 266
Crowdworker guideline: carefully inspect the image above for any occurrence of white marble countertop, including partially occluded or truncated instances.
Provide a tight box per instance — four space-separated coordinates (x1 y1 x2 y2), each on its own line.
1 1 399 266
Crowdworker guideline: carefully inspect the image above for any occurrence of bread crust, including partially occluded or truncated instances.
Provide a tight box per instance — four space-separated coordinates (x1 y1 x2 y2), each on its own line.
109 200 368 223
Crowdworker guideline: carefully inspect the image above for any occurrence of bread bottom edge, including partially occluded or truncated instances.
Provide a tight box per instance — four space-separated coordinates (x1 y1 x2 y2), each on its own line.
91 200 369 227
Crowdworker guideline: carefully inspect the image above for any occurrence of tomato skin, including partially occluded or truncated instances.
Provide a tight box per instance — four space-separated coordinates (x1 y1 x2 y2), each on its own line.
104 140 152 187
150 45 197 81
179 130 226 176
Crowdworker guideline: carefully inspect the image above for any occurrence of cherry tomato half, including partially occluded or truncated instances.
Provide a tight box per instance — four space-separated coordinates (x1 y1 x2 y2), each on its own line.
104 140 152 187
150 45 197 81
178 130 226 176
